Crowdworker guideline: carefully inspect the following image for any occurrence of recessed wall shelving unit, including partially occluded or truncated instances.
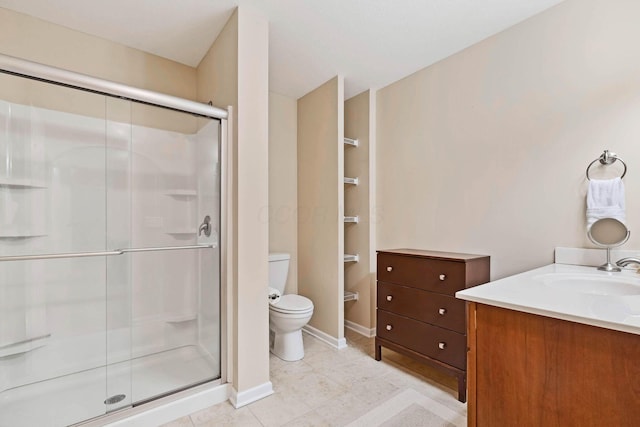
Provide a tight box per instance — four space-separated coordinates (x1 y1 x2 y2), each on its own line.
343 137 359 268
343 89 376 337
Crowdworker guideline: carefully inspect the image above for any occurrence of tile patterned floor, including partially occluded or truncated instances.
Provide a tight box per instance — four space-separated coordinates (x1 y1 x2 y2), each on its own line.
162 330 467 427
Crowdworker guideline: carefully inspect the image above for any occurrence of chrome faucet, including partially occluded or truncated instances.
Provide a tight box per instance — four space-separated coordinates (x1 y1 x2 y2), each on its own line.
615 257 640 268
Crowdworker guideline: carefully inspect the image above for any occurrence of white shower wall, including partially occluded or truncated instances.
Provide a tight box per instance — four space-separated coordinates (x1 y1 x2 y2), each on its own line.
0 97 221 422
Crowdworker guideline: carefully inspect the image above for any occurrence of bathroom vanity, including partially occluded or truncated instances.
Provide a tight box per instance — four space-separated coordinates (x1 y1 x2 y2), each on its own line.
375 249 490 402
457 263 640 426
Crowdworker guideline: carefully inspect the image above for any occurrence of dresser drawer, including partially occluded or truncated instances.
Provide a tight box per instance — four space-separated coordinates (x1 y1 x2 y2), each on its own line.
377 253 466 295
377 310 466 370
377 282 466 333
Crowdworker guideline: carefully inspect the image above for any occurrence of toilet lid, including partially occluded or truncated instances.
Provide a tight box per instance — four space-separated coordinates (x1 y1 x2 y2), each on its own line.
270 294 313 313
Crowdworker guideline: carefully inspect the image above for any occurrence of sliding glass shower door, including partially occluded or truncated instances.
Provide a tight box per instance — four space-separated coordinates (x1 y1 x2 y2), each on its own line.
112 102 222 408
0 74 221 426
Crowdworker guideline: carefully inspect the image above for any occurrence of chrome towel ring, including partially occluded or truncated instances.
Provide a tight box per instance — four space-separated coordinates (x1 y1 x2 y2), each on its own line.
586 150 627 180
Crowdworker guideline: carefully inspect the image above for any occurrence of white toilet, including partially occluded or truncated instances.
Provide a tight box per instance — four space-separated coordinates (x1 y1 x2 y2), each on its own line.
268 253 314 361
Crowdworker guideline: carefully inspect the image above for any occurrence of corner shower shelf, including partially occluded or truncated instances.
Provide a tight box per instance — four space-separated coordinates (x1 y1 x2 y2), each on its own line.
0 333 51 358
344 177 359 185
166 229 197 235
344 137 359 147
165 190 197 197
344 216 359 223
344 291 359 302
0 233 47 239
165 313 198 323
344 254 359 263
0 179 47 189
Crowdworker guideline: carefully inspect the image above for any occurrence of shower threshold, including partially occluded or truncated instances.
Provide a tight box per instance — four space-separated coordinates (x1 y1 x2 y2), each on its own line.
0 345 219 427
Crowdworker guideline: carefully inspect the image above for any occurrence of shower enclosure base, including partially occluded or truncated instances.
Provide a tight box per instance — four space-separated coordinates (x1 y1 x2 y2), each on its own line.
0 345 219 427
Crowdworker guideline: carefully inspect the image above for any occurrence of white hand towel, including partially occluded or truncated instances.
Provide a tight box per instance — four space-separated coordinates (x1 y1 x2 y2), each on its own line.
267 287 281 305
586 177 626 229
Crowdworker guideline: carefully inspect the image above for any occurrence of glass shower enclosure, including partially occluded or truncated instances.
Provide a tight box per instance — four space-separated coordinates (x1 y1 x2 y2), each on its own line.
0 68 223 426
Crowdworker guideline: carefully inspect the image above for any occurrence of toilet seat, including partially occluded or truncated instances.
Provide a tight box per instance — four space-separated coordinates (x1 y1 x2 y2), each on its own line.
269 294 313 314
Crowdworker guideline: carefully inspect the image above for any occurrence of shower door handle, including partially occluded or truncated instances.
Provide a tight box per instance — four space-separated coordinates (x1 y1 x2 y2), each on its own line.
199 215 212 237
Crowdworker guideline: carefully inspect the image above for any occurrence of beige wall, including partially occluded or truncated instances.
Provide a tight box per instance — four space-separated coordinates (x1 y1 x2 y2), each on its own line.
376 0 640 280
298 76 344 341
236 6 270 392
197 7 271 395
344 90 376 331
0 8 198 133
269 92 298 294
0 8 195 99
197 8 240 389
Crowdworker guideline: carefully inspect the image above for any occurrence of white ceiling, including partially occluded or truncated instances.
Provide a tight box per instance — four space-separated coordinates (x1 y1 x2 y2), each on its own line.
0 0 564 99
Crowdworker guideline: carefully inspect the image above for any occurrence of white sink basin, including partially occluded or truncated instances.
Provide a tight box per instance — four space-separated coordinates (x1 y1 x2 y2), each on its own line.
535 273 640 296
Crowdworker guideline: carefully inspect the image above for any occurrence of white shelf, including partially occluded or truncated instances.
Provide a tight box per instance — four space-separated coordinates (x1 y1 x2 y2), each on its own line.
344 291 359 302
165 189 197 197
0 333 51 358
344 216 359 223
0 179 47 189
344 138 359 147
165 313 198 323
344 177 359 185
166 229 197 235
344 254 359 263
0 233 47 238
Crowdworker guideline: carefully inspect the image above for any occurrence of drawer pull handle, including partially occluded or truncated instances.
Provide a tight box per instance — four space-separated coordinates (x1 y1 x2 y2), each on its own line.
386 295 393 301
386 324 393 331
438 342 446 350
438 308 446 315
439 274 446 281
387 266 393 272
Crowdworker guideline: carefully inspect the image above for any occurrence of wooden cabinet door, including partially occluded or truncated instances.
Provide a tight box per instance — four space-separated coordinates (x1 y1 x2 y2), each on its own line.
469 303 640 427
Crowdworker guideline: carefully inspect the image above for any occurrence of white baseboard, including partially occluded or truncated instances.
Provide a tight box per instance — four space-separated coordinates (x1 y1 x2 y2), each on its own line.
303 325 347 349
345 320 376 338
230 381 273 408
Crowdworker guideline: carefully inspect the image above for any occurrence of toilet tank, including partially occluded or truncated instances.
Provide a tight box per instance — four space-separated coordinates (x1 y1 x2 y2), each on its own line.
268 252 290 293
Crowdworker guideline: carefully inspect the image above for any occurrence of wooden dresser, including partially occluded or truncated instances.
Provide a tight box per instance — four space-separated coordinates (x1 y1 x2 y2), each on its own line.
375 249 490 402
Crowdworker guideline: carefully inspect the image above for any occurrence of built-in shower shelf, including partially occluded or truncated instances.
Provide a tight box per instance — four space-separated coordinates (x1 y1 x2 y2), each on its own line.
344 291 359 302
165 313 198 323
166 189 197 197
0 179 47 189
0 233 47 239
344 177 359 185
344 137 359 147
344 216 359 223
166 229 197 235
344 254 359 263
0 333 51 358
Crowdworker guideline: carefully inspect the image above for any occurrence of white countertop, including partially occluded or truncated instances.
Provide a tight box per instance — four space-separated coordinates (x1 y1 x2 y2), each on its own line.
456 263 640 335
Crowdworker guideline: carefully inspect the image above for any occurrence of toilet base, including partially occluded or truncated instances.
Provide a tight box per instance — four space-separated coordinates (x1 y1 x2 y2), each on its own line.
270 328 304 361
